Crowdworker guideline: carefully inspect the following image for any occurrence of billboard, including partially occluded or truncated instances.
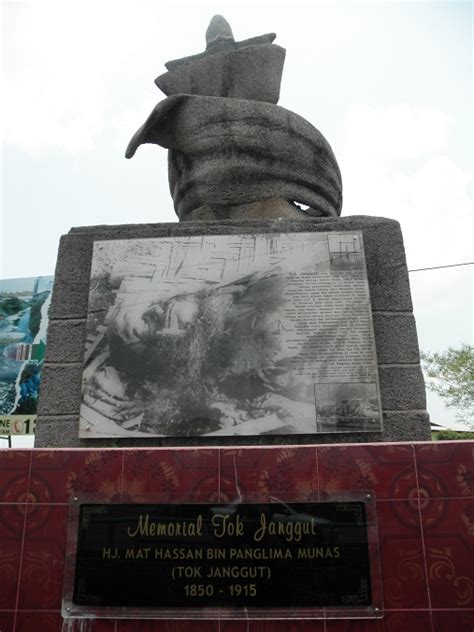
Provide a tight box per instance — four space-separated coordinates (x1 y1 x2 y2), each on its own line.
0 276 53 434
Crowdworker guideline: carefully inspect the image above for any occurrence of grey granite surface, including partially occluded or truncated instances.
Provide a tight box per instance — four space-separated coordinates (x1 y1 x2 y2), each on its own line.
36 216 431 447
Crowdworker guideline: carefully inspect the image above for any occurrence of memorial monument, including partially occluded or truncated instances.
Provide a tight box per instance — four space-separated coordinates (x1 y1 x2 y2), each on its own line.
35 16 430 446
5 15 468 631
126 14 342 222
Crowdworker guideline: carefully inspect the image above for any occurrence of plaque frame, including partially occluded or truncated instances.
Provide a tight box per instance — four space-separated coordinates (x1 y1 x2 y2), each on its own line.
62 490 383 621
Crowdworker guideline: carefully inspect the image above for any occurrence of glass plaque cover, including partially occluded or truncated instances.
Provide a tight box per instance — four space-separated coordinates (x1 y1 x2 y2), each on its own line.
62 492 383 620
79 232 382 438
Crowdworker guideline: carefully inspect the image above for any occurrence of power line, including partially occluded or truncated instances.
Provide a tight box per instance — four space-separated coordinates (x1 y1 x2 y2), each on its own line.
408 262 474 273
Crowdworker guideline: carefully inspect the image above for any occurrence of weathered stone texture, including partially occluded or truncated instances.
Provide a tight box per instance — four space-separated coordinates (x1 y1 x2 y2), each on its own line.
155 44 286 104
126 96 343 219
130 16 341 220
381 411 431 442
44 319 86 364
34 416 82 448
34 412 431 447
36 216 430 447
372 313 420 365
37 364 83 416
63 216 413 312
379 366 427 411
50 234 95 319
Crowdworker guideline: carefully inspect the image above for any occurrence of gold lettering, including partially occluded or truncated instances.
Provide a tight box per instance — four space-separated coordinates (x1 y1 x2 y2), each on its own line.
253 514 267 542
212 514 244 538
297 547 341 559
127 514 149 537
206 566 268 579
127 514 203 538
206 547 226 560
254 514 319 543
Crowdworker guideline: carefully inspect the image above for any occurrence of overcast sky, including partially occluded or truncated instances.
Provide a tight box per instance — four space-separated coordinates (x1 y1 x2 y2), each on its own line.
1 0 472 440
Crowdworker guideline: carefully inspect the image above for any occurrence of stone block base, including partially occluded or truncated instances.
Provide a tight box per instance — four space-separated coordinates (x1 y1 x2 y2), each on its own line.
36 216 430 447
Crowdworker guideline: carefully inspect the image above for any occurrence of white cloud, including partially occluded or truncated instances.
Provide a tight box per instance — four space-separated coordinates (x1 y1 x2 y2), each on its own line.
342 104 455 163
338 103 472 269
338 102 473 423
2 2 160 155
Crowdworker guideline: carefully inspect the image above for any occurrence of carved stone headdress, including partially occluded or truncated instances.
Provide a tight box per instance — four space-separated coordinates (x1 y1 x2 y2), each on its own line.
126 16 342 220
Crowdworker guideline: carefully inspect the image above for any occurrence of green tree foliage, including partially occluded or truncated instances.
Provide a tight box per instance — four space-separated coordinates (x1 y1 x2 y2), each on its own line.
432 430 474 441
422 344 474 427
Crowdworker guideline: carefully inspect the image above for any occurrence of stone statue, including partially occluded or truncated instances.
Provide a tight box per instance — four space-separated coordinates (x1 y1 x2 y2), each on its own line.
126 16 342 221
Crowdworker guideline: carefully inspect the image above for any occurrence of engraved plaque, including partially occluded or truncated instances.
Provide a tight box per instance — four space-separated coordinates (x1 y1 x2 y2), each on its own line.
62 493 383 620
80 232 382 438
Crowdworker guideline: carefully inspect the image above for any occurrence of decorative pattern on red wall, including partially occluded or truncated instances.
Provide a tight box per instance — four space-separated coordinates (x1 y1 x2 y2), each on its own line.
0 441 473 632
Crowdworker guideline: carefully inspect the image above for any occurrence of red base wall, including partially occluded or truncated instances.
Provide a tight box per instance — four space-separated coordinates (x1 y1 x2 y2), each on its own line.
1 441 473 632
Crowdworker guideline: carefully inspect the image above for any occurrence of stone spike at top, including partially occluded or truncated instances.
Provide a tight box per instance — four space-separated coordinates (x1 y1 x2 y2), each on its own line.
206 15 235 50
164 19 277 71
155 16 285 103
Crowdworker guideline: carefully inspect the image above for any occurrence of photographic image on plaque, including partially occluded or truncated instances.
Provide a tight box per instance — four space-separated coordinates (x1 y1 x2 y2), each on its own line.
79 232 382 438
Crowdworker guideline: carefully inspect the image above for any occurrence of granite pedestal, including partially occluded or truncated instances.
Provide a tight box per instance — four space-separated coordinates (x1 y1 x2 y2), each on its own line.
35 216 430 448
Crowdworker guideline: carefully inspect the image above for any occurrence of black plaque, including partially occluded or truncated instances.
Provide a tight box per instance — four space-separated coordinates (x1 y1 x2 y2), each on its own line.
70 501 372 610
